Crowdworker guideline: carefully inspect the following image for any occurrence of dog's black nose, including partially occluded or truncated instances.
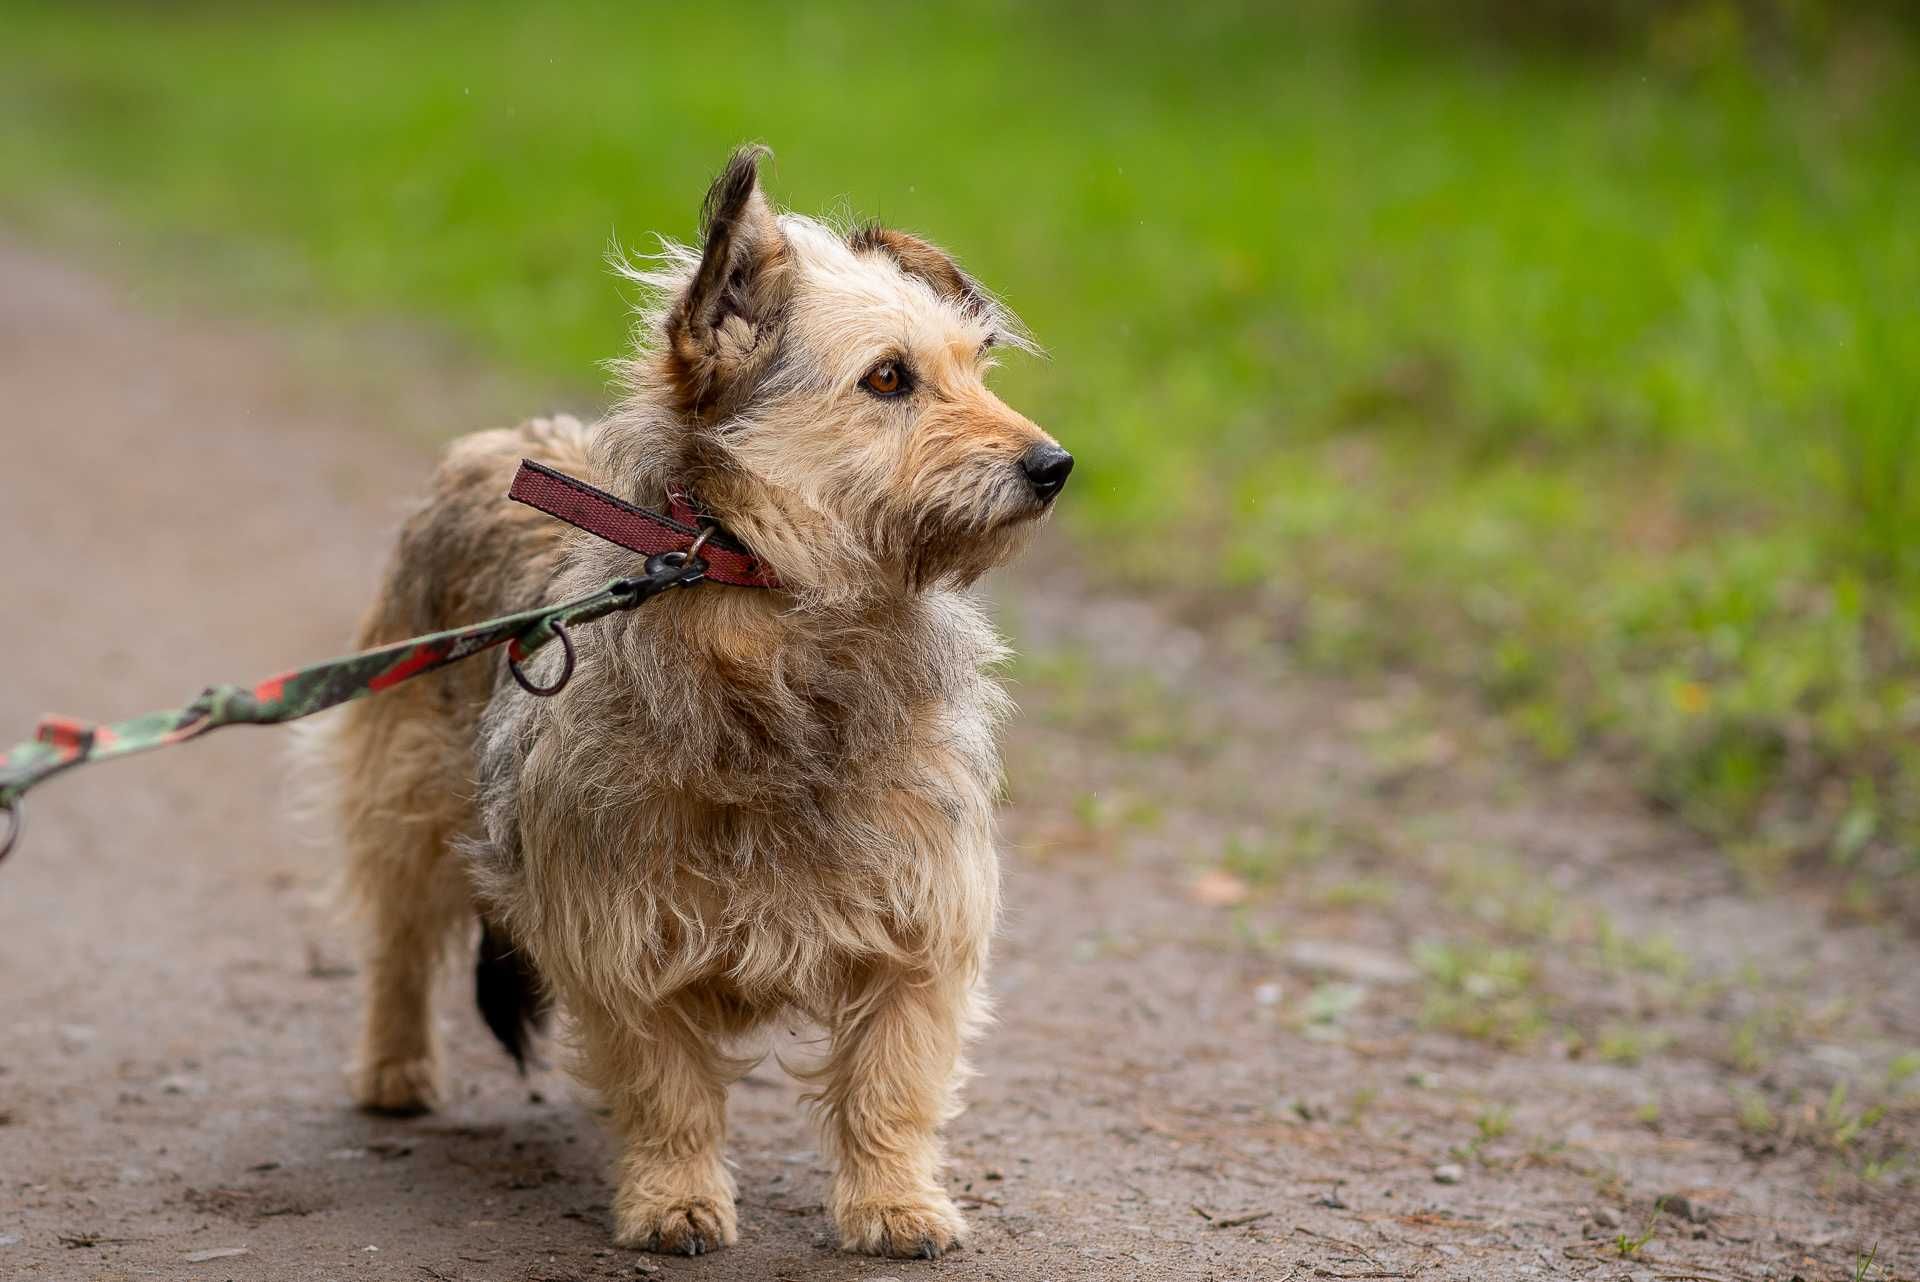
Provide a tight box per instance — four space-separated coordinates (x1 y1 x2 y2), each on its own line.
1020 444 1074 501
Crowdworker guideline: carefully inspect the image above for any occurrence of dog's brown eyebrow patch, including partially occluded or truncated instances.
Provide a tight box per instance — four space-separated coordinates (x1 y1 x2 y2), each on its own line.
848 224 989 319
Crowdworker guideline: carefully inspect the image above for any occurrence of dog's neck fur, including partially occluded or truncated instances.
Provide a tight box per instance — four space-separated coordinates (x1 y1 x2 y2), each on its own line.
521 412 1009 820
597 380 897 610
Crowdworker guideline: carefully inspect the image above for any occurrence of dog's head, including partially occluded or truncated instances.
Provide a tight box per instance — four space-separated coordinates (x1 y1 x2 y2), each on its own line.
610 146 1070 602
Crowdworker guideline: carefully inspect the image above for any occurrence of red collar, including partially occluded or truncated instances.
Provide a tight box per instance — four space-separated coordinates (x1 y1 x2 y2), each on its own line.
507 459 783 589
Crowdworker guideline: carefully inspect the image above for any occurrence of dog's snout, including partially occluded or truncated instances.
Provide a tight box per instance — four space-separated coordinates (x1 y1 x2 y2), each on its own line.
1019 444 1074 501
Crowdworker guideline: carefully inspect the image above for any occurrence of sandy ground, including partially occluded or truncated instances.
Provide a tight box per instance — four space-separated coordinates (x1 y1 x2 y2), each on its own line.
1 239 1916 1282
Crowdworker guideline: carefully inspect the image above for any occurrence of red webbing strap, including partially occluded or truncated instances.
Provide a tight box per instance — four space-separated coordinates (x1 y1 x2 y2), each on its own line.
507 459 782 589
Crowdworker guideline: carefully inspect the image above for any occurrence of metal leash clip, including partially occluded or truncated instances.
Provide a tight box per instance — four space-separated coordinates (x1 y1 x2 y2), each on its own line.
507 525 715 700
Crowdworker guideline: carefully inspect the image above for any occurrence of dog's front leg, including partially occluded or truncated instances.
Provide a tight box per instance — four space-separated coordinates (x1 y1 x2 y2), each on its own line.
820 967 978 1258
574 997 739 1256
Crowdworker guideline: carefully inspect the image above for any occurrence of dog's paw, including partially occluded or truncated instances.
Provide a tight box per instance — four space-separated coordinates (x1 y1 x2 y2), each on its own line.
613 1192 738 1257
837 1196 967 1258
351 1056 441 1116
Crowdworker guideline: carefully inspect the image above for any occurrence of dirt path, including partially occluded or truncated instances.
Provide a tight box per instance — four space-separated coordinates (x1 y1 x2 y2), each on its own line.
2 239 1916 1282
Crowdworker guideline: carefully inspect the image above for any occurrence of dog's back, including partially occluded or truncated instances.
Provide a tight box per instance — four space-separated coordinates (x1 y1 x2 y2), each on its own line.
316 413 592 1111
356 414 595 652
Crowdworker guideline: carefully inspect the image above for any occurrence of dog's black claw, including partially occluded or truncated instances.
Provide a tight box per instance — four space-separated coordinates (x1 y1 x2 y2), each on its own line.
917 1239 942 1260
637 1226 713 1258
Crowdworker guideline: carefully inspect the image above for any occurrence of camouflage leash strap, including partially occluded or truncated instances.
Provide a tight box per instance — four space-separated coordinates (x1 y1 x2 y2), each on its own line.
0 550 710 864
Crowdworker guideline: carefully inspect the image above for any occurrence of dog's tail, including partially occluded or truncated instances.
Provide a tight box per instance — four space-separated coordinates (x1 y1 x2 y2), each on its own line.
475 917 549 1072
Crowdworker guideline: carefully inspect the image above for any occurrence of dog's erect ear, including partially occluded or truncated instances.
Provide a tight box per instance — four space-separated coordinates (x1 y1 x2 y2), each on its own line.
665 145 789 418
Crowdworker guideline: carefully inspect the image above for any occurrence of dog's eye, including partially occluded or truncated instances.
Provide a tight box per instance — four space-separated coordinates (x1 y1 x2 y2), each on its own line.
862 360 908 397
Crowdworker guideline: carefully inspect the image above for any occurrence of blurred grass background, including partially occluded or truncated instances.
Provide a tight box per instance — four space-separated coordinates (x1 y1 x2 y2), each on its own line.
2 1 1917 900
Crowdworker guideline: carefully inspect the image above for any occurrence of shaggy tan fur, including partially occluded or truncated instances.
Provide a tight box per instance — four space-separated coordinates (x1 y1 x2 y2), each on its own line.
317 147 1067 1259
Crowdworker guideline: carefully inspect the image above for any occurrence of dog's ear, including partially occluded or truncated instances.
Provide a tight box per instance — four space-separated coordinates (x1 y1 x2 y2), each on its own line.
848 224 991 319
665 145 789 418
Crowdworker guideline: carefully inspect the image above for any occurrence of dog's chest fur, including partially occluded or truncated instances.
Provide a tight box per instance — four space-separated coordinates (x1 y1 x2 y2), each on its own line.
469 558 1011 1011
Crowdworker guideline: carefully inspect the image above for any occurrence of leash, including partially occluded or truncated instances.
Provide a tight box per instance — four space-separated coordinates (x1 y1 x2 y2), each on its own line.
0 460 773 863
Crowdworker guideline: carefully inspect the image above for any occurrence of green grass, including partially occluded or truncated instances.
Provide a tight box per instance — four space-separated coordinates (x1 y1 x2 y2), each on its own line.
3 2 1918 888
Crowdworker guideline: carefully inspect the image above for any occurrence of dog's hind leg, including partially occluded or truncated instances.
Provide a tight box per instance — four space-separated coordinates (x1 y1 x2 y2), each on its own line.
313 411 589 1116
331 696 478 1116
348 826 470 1115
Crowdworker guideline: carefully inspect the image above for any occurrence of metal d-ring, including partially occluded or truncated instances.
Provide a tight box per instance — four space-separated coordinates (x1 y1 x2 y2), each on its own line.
647 524 714 583
659 524 714 574
507 619 576 697
0 799 19 864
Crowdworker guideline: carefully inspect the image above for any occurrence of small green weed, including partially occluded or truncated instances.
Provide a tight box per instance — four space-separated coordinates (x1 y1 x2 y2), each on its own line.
1614 1201 1661 1258
1475 1105 1513 1141
1221 815 1334 887
1315 877 1398 909
1413 939 1548 1048
1857 1152 1909 1183
1821 1082 1887 1151
1594 918 1691 981
1734 1088 1776 1135
1597 1024 1670 1066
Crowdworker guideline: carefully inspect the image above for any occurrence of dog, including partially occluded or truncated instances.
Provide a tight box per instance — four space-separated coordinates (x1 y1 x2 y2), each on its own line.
316 146 1071 1258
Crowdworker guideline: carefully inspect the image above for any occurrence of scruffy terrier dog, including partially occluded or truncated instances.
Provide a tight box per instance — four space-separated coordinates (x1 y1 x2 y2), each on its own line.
318 147 1070 1258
